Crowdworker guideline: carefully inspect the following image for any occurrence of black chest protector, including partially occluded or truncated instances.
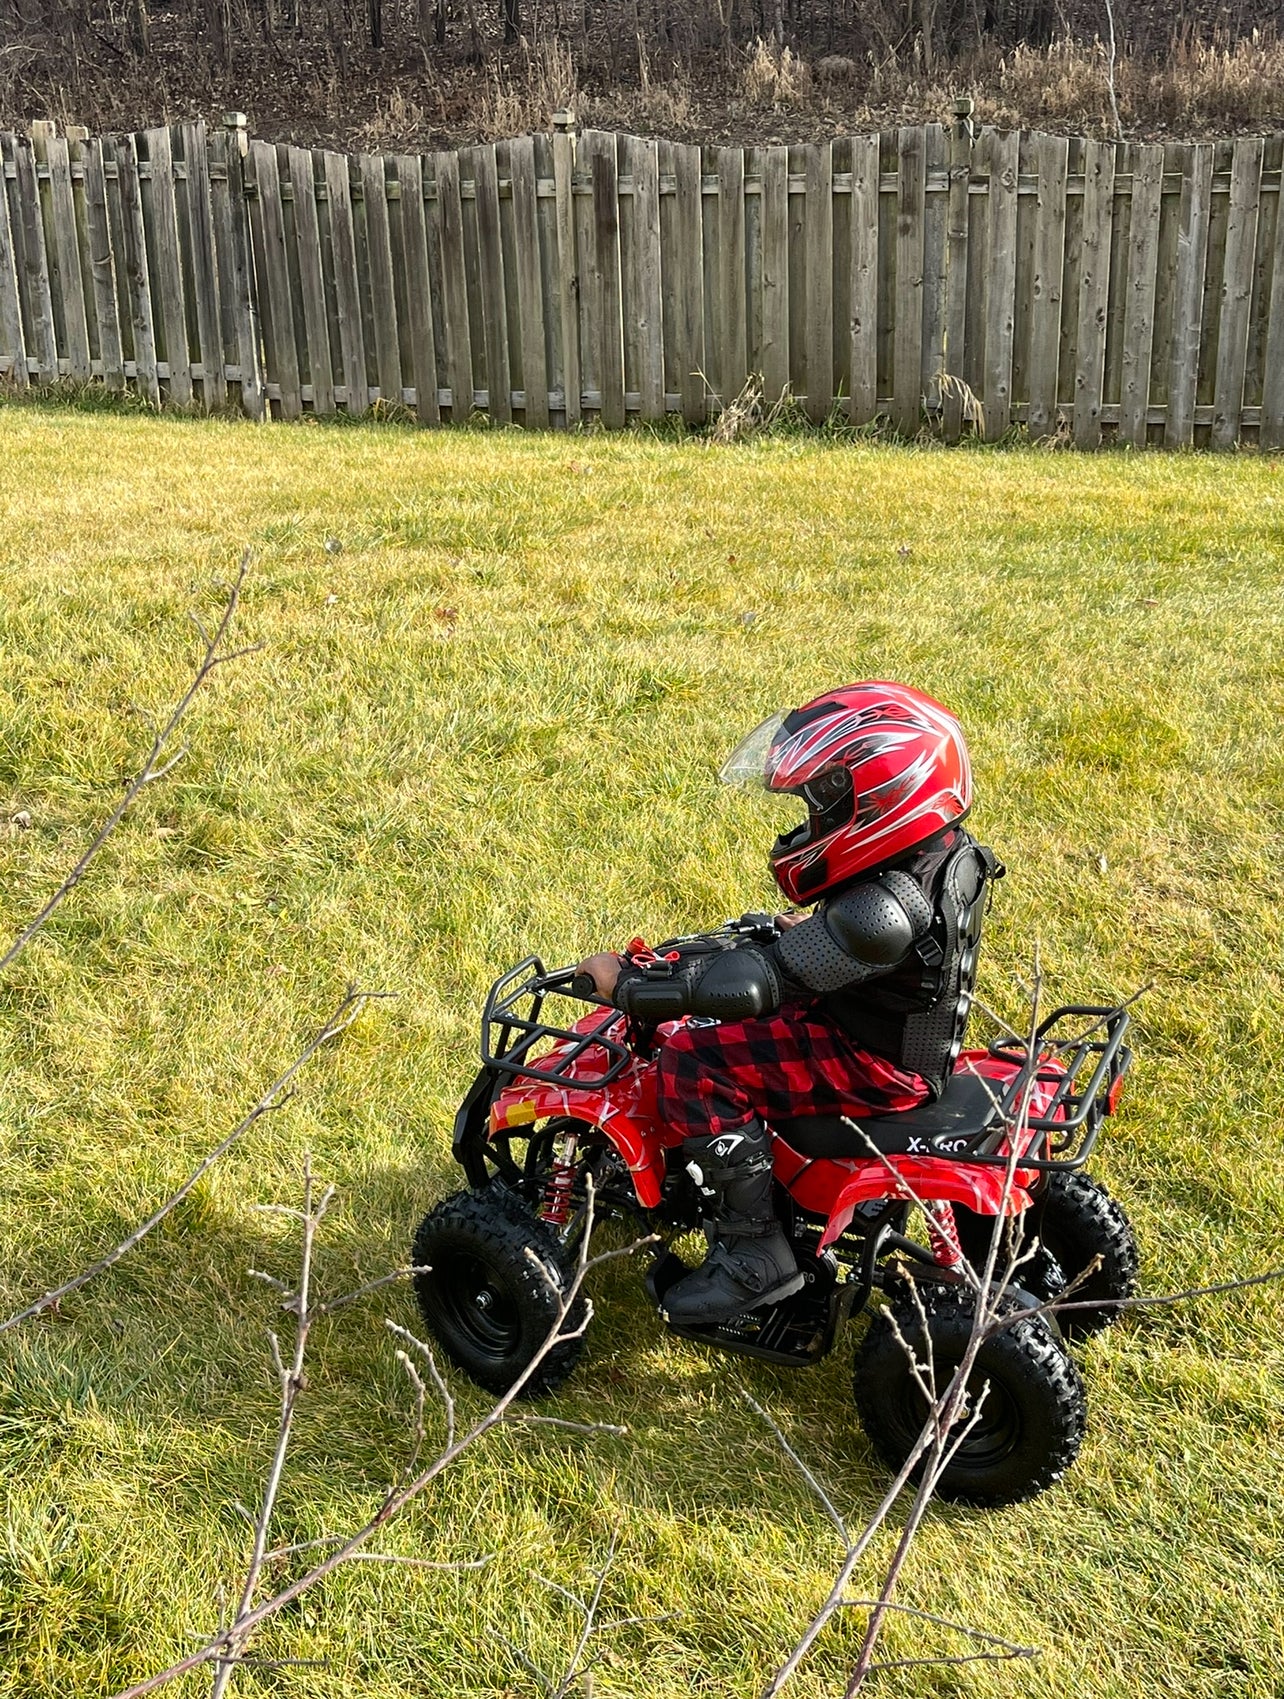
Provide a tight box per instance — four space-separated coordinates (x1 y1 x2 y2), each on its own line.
821 833 1003 1099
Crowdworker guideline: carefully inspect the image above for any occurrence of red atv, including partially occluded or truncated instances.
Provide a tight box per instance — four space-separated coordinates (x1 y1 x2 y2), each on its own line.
413 921 1138 1507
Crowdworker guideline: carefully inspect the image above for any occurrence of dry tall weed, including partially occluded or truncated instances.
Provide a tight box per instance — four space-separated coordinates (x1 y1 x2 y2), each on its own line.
742 37 812 105
478 36 578 139
1143 28 1284 128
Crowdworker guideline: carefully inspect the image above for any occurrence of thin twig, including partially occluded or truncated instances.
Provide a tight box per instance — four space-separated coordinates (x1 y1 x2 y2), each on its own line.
0 986 388 1335
0 552 260 976
265 1534 492 1568
741 1391 849 1543
865 1647 1039 1672
1103 0 1124 140
318 1267 431 1316
514 1413 630 1439
209 1157 331 1699
551 1523 623 1699
841 1599 1037 1654
107 1177 648 1699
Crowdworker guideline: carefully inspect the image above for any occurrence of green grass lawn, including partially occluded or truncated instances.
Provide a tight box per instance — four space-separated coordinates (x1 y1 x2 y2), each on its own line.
0 402 1281 1699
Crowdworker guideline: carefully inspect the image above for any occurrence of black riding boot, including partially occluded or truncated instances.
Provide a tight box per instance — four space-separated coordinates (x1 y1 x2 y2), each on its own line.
662 1123 803 1326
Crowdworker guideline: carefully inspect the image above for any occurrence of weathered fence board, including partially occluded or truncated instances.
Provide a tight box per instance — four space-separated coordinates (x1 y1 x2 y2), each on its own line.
0 138 28 385
505 135 544 425
183 123 226 411
9 132 56 382
847 133 879 425
717 143 748 408
1167 144 1214 446
395 153 437 426
982 128 1020 440
1028 133 1069 441
1264 140 1284 450
1119 142 1164 446
358 150 403 410
2 117 1282 448
921 123 948 419
114 132 159 404
45 136 91 381
893 126 926 435
804 141 833 423
1073 137 1114 447
942 111 971 441
250 141 300 419
289 145 335 417
672 141 705 423
628 134 663 422
1211 135 1263 447
79 135 124 392
145 128 192 406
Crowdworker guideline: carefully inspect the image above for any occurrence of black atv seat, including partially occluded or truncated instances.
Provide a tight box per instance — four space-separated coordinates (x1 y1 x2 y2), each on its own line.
774 1070 1003 1159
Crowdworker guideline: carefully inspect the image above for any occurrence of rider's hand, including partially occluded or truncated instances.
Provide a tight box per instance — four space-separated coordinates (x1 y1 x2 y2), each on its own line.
575 952 622 998
775 910 808 931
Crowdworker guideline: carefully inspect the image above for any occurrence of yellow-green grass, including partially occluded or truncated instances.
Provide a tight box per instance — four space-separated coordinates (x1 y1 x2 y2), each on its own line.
0 402 1282 1699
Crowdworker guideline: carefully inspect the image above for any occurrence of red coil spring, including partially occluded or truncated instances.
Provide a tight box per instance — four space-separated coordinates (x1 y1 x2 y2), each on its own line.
540 1132 579 1227
924 1200 964 1269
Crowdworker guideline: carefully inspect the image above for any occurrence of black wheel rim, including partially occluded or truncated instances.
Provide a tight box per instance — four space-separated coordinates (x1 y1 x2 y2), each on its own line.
894 1354 1022 1473
429 1250 523 1365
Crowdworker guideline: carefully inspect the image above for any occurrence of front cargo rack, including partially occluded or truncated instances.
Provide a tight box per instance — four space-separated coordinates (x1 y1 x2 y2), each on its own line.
481 957 634 1089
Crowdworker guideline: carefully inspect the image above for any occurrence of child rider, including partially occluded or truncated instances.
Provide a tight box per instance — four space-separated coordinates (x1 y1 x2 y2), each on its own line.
575 681 1001 1327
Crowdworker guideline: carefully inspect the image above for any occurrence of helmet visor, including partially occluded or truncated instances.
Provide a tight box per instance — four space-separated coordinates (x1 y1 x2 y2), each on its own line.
718 710 790 787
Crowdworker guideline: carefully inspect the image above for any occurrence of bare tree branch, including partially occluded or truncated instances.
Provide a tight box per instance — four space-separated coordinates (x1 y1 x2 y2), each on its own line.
209 1156 331 1699
0 986 389 1334
760 953 1050 1696
1 551 261 976
501 1523 676 1699
107 1175 646 1699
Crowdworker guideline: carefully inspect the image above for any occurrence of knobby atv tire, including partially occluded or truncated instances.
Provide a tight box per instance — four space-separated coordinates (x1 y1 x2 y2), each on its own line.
412 1187 587 1398
954 1170 1140 1340
853 1287 1087 1507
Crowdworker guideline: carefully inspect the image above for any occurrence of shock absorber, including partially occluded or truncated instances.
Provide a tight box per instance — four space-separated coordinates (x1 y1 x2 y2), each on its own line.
923 1200 964 1270
539 1128 580 1228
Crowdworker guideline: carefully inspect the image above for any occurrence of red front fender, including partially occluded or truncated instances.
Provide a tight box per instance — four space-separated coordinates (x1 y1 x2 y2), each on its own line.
489 1083 668 1208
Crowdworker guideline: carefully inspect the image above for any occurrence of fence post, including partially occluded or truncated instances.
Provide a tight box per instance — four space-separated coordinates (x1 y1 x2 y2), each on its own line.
223 111 265 420
942 97 973 441
551 108 582 427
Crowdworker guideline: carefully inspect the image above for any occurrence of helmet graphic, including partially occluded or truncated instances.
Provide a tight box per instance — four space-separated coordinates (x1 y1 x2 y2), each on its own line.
720 682 973 902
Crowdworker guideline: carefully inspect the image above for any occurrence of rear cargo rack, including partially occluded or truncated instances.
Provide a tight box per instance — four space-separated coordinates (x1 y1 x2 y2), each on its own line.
481 957 633 1089
936 1003 1132 1171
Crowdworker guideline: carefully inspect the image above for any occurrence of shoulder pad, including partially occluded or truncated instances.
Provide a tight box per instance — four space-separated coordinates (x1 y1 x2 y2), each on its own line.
824 880 918 966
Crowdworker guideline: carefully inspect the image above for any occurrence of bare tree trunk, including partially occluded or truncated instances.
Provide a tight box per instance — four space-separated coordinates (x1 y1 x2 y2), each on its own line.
369 0 382 49
128 0 150 53
919 0 935 74
502 0 519 43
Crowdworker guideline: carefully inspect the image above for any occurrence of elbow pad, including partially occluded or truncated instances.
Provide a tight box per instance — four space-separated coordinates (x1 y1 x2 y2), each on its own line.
614 944 783 1022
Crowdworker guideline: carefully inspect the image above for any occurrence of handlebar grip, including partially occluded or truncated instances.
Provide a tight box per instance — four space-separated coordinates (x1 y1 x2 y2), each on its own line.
570 972 598 1000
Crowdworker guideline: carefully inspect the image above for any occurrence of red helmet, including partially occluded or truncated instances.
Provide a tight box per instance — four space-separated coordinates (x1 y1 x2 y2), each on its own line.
720 682 973 903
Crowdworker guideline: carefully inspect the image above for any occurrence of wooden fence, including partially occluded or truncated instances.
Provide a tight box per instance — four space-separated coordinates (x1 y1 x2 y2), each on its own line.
2 111 1283 447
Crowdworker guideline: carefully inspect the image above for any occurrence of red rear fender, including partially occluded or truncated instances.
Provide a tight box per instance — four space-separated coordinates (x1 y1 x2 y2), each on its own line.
771 1142 1034 1250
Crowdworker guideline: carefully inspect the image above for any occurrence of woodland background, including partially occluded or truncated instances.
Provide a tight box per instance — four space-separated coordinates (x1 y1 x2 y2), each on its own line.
2 0 1284 154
